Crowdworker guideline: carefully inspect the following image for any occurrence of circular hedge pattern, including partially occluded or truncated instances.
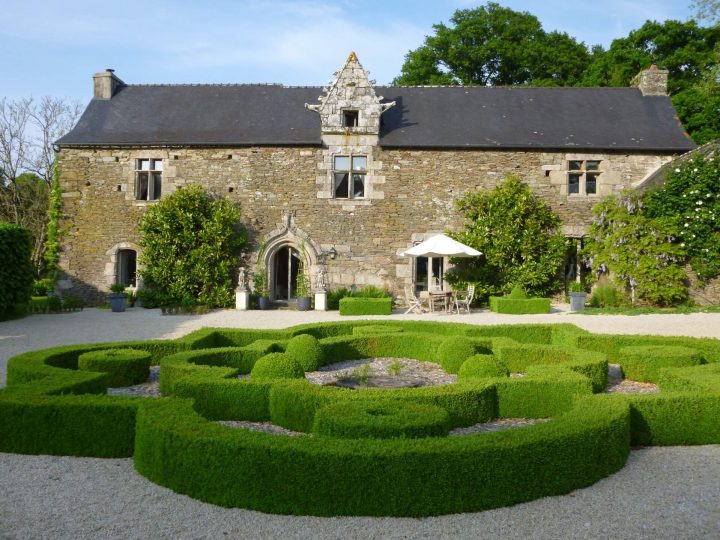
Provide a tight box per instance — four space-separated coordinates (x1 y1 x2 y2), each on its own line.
77 348 151 387
3 320 719 517
458 354 509 380
619 345 703 382
312 399 451 439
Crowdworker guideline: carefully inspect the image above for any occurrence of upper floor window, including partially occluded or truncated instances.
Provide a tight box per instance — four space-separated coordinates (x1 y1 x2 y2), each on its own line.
333 155 366 199
135 159 163 201
568 160 600 196
342 110 359 128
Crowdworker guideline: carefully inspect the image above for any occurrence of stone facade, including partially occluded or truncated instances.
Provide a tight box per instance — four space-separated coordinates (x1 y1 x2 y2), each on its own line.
57 143 678 304
56 53 700 305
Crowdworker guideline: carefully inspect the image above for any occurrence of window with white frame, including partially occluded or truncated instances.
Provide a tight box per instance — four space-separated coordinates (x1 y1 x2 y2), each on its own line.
333 155 366 199
567 160 600 196
135 159 163 201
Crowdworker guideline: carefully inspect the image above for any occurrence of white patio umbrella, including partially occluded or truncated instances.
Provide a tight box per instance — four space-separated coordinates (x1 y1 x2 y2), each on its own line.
401 234 481 258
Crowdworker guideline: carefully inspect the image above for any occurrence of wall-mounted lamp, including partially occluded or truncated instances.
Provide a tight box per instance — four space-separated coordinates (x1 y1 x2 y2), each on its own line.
328 246 337 260
52 143 61 153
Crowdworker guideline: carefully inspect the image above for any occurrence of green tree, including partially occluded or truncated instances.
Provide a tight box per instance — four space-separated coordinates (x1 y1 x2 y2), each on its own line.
581 19 720 143
393 2 590 86
448 176 566 300
583 192 687 306
139 185 246 308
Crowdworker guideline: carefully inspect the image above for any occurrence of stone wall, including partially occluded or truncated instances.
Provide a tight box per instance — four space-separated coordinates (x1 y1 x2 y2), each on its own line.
57 146 677 304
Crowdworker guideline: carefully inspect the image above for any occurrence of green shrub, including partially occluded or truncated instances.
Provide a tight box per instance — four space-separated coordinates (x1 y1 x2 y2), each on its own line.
436 336 477 374
62 295 85 311
619 345 703 383
250 353 304 380
339 297 392 315
589 282 624 308
458 354 508 380
489 296 551 314
0 224 34 319
313 400 451 439
328 286 392 310
78 348 151 387
508 285 527 299
32 278 54 296
285 334 324 371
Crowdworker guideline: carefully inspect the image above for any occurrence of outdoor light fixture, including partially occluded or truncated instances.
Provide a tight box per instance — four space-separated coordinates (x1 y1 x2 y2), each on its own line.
328 247 337 260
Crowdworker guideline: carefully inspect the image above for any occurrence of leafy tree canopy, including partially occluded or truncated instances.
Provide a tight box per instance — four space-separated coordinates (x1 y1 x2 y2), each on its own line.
393 2 590 86
139 185 246 308
447 176 566 300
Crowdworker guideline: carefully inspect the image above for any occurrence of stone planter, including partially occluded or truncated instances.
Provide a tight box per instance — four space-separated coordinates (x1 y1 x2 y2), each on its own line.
297 296 312 311
257 296 271 310
109 293 127 313
568 292 587 312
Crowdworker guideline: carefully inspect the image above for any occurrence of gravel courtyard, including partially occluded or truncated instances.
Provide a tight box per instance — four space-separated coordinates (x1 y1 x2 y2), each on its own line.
1 307 719 539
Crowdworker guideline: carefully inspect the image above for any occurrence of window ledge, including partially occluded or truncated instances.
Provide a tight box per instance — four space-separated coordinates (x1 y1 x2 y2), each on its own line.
133 200 160 207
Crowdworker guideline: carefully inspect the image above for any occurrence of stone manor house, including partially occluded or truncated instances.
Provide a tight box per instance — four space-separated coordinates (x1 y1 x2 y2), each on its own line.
56 53 695 305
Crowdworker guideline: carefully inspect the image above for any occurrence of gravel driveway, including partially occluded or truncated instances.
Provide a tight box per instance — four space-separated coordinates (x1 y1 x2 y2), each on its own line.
1 307 719 539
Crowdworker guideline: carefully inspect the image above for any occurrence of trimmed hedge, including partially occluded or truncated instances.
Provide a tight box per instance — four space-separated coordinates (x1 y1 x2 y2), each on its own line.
133 395 630 516
250 353 304 380
313 400 451 439
78 348 151 387
436 336 477 374
285 334 324 371
352 325 404 335
618 345 703 383
3 321 720 517
0 223 34 319
489 296 551 314
339 297 392 315
458 354 508 380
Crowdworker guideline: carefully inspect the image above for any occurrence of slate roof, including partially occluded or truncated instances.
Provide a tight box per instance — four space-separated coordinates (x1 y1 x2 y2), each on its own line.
57 84 695 152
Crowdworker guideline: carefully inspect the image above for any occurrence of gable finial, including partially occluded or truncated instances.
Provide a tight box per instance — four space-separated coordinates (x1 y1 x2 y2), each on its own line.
347 51 358 62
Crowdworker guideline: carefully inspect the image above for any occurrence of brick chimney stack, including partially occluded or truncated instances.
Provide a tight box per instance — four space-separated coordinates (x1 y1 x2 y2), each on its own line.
93 69 124 99
631 64 668 96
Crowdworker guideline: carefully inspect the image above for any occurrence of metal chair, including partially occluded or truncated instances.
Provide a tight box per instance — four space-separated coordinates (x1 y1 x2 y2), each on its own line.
454 285 475 313
404 286 426 314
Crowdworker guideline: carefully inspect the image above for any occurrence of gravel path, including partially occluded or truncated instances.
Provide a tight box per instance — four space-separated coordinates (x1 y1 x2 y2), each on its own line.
2 307 720 539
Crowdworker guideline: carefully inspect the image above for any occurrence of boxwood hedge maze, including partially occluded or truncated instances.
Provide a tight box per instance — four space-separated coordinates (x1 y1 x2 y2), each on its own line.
2 321 719 517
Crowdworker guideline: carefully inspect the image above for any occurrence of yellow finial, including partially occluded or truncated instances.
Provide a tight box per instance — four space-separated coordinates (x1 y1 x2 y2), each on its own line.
347 51 358 62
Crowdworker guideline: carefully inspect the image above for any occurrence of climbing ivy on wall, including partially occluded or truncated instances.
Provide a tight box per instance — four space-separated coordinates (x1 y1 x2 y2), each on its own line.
43 161 63 280
644 152 720 282
583 191 688 306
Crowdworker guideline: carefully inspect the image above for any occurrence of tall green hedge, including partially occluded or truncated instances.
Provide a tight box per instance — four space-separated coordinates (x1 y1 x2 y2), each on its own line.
0 223 34 318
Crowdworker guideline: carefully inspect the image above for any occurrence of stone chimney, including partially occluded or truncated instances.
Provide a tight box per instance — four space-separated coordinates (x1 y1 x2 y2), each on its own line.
631 64 668 96
93 69 124 99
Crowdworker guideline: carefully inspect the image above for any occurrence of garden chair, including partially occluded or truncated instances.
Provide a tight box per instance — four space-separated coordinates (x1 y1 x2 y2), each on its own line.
454 285 475 314
404 286 426 314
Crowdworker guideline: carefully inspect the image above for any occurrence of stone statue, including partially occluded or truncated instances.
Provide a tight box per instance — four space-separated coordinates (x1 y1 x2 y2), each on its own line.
237 267 248 291
314 266 328 292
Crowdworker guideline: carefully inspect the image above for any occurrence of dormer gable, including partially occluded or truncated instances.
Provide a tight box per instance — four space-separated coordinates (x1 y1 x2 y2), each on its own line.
306 52 395 135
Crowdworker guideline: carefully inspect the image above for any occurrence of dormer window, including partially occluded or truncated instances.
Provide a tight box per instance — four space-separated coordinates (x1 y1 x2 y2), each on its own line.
333 155 366 199
342 110 359 128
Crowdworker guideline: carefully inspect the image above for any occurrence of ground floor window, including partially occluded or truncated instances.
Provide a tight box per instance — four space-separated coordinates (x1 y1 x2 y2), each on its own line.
415 256 444 292
117 249 137 287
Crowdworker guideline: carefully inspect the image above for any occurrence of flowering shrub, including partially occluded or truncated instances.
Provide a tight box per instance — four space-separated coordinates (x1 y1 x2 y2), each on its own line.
583 191 687 306
645 153 720 282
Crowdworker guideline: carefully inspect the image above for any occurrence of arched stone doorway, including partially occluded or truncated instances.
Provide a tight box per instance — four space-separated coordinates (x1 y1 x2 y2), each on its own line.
272 245 301 301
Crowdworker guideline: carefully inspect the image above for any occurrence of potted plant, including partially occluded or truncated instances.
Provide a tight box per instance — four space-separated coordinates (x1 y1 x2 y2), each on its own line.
109 283 128 312
253 263 270 310
568 281 587 312
295 258 312 311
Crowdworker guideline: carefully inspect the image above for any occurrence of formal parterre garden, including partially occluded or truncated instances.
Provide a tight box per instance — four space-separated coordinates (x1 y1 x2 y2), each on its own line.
2 321 719 517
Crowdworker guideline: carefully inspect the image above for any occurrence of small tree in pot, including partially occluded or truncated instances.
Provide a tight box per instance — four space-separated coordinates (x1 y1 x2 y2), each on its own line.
109 283 128 313
253 263 270 310
568 281 587 312
295 258 312 311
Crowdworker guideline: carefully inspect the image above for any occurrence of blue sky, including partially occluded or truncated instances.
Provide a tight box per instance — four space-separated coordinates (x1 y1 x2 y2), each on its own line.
0 0 695 103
